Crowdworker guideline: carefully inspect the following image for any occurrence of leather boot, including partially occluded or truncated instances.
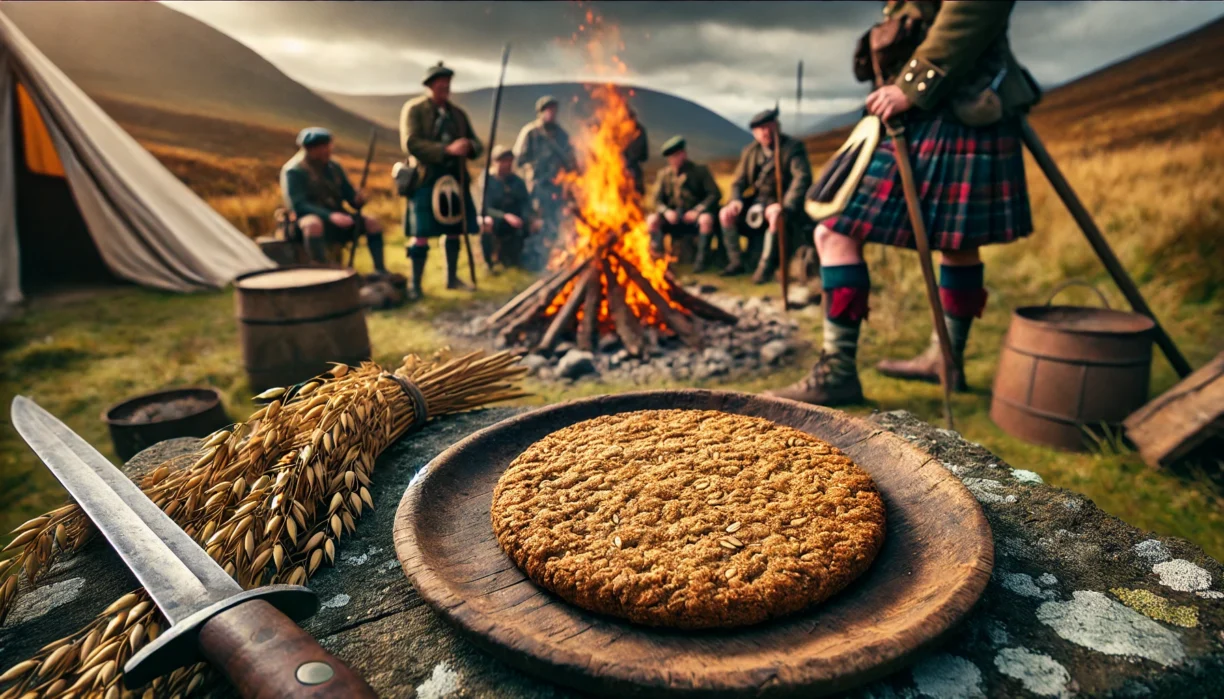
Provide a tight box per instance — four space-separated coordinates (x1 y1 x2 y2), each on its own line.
752 231 778 285
407 245 428 299
480 231 499 274
875 331 970 392
719 223 745 276
693 233 714 273
765 351 865 406
445 237 473 290
305 236 328 266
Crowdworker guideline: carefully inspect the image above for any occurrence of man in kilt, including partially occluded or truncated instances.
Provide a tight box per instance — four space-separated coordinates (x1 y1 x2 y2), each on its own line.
647 136 722 272
479 146 539 272
400 62 484 295
280 127 385 271
718 108 813 284
768 0 1041 406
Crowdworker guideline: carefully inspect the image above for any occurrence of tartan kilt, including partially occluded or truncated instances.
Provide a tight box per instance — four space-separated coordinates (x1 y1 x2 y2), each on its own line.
822 114 1033 250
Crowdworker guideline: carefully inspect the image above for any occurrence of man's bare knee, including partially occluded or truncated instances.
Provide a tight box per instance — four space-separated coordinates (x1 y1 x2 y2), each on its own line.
698 213 715 234
646 213 661 232
941 248 981 266
299 215 324 238
363 215 383 234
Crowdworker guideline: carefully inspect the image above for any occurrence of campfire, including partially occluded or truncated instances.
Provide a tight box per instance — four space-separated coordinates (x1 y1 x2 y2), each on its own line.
484 85 737 355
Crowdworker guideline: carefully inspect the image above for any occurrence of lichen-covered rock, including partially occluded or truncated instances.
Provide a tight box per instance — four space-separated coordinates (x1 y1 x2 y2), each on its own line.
2 411 1220 699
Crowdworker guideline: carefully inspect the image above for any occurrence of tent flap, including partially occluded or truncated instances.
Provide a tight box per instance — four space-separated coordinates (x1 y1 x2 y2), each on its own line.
0 10 273 308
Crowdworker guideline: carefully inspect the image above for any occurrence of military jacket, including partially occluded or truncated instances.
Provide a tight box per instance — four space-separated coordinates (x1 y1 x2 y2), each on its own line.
651 160 721 216
480 172 532 224
399 95 484 181
881 1 1040 114
513 119 576 190
280 151 356 220
728 135 812 213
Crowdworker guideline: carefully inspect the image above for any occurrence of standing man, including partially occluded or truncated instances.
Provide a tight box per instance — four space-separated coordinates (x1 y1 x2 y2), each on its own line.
647 136 722 272
400 61 484 295
718 108 812 283
623 107 649 198
479 146 538 271
514 95 576 270
767 1 1039 405
280 127 385 271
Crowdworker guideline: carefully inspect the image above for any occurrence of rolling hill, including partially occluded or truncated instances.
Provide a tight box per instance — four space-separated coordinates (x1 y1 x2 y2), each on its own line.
320 83 751 163
0 1 392 152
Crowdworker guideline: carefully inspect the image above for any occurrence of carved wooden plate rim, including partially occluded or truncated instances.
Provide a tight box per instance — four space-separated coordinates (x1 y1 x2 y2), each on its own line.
394 390 993 698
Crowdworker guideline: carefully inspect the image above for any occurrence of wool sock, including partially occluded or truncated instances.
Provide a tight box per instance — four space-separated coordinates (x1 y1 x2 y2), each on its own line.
938 263 988 362
444 236 463 285
820 263 870 378
720 223 743 267
366 232 386 273
305 236 328 265
407 244 429 294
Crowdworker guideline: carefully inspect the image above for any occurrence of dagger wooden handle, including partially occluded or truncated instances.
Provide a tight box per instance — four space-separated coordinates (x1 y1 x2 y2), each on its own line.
198 599 376 699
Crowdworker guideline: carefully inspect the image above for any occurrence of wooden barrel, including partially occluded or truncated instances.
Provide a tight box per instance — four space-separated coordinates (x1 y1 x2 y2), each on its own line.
255 236 303 267
235 267 371 391
991 297 1155 451
103 387 231 461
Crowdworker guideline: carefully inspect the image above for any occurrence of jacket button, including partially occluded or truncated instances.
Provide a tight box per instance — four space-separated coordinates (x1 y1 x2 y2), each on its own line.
927 69 936 79
905 72 914 82
910 59 918 68
917 82 927 92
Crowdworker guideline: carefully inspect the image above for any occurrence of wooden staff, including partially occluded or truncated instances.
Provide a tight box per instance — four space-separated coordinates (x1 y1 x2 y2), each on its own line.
885 119 956 430
347 128 378 268
1019 117 1191 378
772 101 791 312
478 45 512 247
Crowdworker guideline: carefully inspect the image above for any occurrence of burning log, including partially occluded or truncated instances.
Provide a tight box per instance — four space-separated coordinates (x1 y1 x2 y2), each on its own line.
482 82 736 356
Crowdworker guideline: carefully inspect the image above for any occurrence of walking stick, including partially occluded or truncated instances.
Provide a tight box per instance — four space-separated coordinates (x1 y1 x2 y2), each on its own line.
885 119 956 430
1019 117 1192 378
772 102 791 312
347 127 378 268
478 44 512 266
459 163 478 289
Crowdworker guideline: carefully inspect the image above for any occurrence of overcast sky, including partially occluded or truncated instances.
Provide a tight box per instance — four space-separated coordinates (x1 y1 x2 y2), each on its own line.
164 1 1224 126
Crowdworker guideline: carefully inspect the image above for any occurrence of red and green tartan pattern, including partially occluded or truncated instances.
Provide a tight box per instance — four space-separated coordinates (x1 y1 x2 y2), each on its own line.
822 114 1034 250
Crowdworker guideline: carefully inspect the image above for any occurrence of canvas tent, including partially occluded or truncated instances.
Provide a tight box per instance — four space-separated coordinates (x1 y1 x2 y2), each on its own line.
0 11 272 314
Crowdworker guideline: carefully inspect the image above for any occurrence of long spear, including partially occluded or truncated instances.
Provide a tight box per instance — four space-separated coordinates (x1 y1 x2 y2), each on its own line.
476 44 513 277
796 60 804 134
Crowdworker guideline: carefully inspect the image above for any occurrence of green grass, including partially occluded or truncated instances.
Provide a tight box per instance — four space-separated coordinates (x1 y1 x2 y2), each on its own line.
3 223 1222 559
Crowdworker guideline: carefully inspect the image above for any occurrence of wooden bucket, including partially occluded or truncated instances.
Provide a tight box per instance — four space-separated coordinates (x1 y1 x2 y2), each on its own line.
255 236 303 267
235 267 371 391
990 283 1155 451
102 387 230 461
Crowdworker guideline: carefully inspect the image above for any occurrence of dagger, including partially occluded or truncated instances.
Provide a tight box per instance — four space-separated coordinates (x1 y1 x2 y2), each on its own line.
10 396 376 698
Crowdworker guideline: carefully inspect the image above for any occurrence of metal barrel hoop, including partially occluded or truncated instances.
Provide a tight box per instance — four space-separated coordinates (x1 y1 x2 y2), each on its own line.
1044 279 1111 309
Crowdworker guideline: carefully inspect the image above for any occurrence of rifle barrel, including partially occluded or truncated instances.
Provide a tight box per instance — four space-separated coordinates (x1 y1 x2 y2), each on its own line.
479 44 512 220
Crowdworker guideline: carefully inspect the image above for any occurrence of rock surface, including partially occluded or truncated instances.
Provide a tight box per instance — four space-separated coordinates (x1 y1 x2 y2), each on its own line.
1 410 1221 698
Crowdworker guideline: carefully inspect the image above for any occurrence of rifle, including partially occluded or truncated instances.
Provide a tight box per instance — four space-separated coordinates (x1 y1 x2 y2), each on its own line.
347 127 378 268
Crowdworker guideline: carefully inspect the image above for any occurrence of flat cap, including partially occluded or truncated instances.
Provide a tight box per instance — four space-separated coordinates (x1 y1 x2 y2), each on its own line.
423 61 454 86
749 107 779 129
492 145 514 161
535 95 559 112
296 127 333 148
661 135 686 157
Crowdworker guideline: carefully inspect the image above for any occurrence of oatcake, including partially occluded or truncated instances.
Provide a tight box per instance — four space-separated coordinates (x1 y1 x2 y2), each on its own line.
490 409 886 629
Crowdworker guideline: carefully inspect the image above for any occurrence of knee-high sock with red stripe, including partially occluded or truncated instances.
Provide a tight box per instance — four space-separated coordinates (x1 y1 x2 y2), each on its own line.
820 264 870 379
938 263 988 363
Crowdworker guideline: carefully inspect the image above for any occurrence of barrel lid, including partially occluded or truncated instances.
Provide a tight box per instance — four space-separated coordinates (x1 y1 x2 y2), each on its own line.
236 267 354 290
1014 305 1155 335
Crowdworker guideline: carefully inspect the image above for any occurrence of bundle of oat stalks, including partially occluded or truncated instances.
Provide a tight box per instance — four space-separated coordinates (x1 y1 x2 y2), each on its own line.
0 350 526 698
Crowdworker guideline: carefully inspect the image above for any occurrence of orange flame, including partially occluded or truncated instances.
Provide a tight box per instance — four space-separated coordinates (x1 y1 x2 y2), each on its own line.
541 4 686 333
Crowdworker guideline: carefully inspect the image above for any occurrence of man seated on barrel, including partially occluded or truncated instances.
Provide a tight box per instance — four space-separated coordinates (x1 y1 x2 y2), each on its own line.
280 127 385 271
647 136 722 272
479 146 539 272
718 108 812 283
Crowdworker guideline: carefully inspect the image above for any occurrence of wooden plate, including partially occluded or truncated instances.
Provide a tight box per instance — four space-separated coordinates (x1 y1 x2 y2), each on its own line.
394 391 993 697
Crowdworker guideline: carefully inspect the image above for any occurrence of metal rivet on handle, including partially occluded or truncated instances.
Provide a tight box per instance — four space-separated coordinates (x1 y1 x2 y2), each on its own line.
296 661 336 685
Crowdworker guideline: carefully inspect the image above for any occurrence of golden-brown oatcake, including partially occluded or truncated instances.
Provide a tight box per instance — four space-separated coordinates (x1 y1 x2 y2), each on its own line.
490 409 886 629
